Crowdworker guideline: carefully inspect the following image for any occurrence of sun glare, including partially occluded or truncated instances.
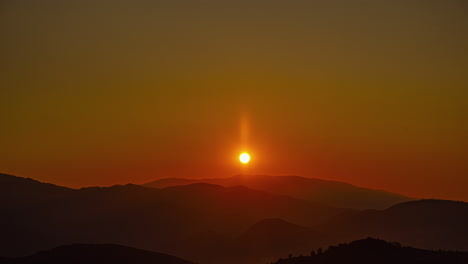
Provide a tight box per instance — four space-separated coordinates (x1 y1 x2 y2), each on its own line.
239 152 251 164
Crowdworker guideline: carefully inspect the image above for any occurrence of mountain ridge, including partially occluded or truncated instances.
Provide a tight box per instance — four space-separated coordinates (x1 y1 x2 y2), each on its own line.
143 174 413 209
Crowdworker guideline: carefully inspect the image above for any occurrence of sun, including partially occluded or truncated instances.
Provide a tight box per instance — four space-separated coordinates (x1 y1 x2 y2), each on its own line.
239 152 251 164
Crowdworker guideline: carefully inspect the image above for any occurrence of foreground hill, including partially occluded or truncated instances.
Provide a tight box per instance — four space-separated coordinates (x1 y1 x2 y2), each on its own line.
0 244 195 264
143 174 412 209
273 237 468 264
322 199 468 251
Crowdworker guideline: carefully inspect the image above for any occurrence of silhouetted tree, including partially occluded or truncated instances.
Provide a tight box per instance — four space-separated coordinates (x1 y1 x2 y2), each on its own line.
391 242 402 247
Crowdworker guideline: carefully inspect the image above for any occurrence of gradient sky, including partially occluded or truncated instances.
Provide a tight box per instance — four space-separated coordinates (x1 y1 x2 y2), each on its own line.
1 0 467 201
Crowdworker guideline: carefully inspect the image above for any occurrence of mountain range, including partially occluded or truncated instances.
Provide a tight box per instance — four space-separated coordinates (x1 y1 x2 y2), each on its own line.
0 173 342 263
1 172 467 264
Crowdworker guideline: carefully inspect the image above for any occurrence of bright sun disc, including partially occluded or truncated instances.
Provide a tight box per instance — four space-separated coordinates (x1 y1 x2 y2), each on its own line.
239 153 251 164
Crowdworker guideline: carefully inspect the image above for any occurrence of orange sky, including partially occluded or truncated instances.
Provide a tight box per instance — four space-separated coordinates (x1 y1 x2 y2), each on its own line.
0 0 467 201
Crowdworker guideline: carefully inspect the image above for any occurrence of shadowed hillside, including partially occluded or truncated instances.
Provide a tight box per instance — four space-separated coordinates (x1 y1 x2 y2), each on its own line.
273 237 468 264
143 174 412 209
0 244 196 264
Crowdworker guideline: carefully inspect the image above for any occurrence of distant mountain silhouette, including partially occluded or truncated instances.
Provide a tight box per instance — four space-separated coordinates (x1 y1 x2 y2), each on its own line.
273 237 468 264
143 174 412 209
322 199 468 251
0 174 344 264
0 244 196 264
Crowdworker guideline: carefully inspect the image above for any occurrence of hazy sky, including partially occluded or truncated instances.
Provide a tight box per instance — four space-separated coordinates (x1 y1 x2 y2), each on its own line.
1 0 467 201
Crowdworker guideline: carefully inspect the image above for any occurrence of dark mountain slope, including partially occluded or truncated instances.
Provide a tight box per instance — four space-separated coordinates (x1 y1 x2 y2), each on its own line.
143 174 412 209
0 244 196 264
273 237 468 264
0 173 73 209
